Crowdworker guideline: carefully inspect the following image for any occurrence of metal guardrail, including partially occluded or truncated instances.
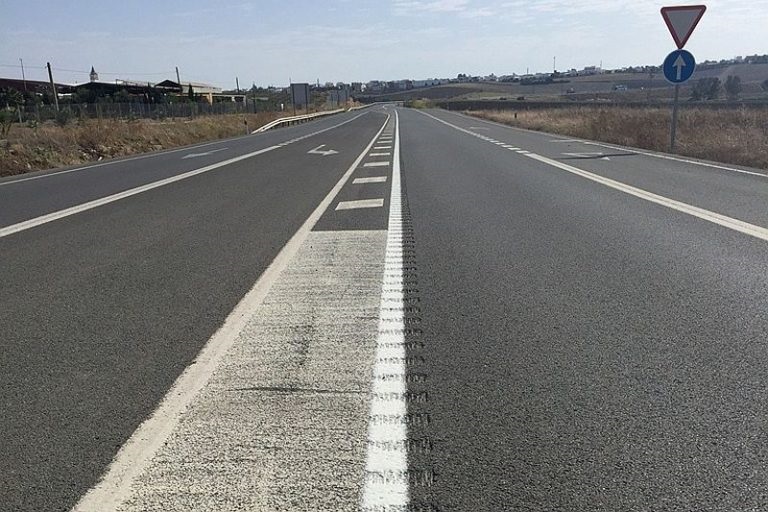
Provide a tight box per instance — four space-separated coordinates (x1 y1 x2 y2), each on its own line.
251 109 346 133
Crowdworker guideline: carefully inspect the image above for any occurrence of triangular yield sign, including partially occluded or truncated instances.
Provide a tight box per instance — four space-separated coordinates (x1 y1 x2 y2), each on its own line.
661 5 707 49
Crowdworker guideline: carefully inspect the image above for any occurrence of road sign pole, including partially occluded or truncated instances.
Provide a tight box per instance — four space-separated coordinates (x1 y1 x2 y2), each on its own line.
670 83 680 152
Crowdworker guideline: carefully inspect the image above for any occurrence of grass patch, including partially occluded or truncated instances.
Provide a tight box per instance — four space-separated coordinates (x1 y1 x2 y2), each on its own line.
465 107 768 170
0 112 294 177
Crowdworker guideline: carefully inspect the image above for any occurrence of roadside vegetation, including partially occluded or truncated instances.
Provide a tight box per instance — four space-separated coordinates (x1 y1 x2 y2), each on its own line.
0 112 291 177
464 106 768 170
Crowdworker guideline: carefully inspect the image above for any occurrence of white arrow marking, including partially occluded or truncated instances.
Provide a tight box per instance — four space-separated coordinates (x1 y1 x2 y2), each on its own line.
673 54 686 81
308 144 339 156
182 148 228 159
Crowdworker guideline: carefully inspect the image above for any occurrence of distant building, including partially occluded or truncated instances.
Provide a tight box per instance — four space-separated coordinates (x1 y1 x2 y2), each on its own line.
155 80 225 104
90 66 98 83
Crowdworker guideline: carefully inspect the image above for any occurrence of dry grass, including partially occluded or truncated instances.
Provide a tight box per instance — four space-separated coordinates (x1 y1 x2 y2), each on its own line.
0 112 291 177
465 107 768 170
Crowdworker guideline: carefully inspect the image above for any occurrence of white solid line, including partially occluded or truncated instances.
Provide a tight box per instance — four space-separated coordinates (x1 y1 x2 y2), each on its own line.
364 161 390 167
336 199 385 210
0 146 278 239
354 177 388 184
417 109 768 243
361 109 409 511
369 152 391 157
0 114 375 238
525 152 768 242
580 140 768 178
71 113 392 512
438 109 768 180
0 112 367 188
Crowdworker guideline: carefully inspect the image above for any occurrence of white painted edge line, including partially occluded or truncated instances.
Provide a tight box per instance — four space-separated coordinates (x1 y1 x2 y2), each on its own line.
354 177 388 184
580 140 768 178
0 146 275 239
336 199 385 210
0 139 238 187
364 161 391 167
417 109 768 243
361 109 409 510
524 152 768 242
440 108 768 180
0 114 371 239
70 113 392 512
0 112 367 188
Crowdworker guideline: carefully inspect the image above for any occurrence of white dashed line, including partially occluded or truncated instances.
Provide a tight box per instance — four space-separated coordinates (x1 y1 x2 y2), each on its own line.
353 177 388 184
369 152 391 157
336 199 385 210
364 161 390 167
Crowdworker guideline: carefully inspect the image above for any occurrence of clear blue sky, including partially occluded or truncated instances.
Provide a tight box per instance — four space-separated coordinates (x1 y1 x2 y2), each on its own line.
1 0 765 88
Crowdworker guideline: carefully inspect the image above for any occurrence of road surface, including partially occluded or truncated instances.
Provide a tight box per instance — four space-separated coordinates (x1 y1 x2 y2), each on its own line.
2 106 768 511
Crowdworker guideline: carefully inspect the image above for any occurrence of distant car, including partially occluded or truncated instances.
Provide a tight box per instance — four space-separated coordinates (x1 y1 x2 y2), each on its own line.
613 84 628 91
566 88 575 94
516 96 525 101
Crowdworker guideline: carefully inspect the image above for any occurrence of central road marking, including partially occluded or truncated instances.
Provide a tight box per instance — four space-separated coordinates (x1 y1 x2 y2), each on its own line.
361 109 409 511
336 199 385 210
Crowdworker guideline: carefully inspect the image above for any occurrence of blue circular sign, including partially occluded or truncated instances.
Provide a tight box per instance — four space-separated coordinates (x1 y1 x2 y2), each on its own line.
663 49 696 84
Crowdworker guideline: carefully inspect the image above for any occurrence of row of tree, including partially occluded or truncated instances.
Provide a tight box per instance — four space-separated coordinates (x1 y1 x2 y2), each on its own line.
689 75 768 101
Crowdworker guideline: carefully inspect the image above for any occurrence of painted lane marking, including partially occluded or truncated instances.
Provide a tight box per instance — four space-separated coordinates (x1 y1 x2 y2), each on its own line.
0 146 278 239
524 152 768 242
336 199 385 210
70 113 392 512
308 144 340 156
581 140 768 178
369 152 391 157
418 109 768 242
0 113 379 238
364 161 391 167
374 146 392 150
354 177 389 184
182 148 229 159
361 109 409 511
0 112 368 188
439 109 768 180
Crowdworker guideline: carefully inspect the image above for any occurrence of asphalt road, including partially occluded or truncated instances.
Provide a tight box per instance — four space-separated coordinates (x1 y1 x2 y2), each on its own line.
2 105 768 511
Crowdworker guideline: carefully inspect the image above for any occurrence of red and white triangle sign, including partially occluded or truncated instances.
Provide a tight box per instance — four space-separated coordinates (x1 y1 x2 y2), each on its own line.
661 5 707 49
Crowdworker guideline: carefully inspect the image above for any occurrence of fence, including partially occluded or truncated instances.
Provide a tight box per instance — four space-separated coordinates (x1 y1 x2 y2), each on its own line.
11 100 273 123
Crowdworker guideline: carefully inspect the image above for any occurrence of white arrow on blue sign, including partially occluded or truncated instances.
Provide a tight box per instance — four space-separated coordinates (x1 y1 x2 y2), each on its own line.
663 49 696 84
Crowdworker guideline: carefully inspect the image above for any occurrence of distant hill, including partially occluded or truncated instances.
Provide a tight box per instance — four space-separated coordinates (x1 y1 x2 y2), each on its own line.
360 63 768 103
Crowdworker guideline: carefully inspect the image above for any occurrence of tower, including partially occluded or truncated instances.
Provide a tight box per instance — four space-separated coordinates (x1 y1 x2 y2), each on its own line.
90 66 98 82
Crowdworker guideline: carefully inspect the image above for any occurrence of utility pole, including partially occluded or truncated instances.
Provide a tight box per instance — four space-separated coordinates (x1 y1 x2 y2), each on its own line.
20 58 27 92
235 76 240 93
46 62 59 112
175 66 182 92
553 56 556 73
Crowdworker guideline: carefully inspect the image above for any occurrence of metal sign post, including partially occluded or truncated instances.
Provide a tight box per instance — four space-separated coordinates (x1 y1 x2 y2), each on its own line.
660 5 706 152
663 48 696 151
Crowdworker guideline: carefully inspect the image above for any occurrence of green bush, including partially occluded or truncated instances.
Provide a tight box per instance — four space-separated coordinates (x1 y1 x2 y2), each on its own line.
54 109 72 127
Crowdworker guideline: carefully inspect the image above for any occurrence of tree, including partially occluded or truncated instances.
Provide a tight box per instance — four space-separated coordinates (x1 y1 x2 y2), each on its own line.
0 87 23 109
724 75 742 100
690 77 721 101
187 84 195 102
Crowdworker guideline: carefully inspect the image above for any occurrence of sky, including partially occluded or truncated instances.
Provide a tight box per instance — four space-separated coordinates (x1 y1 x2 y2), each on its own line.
1 0 766 89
